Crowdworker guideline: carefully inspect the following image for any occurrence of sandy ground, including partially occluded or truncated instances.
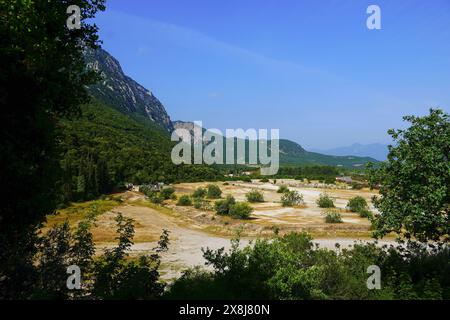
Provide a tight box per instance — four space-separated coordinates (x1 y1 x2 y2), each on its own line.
95 203 393 280
48 182 392 281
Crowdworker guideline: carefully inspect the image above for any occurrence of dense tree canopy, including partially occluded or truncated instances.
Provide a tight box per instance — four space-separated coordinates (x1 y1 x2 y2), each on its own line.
0 0 105 298
368 109 450 242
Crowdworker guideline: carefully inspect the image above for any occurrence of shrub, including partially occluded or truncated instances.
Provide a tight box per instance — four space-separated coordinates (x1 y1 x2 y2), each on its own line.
207 184 222 199
260 178 269 183
240 176 252 182
160 186 175 200
223 182 229 186
193 198 213 211
316 193 335 208
351 182 363 190
358 208 373 219
324 210 343 223
192 187 207 199
281 190 304 207
277 185 289 193
229 202 253 219
246 189 264 203
324 177 336 185
347 196 368 213
214 195 236 215
177 195 192 206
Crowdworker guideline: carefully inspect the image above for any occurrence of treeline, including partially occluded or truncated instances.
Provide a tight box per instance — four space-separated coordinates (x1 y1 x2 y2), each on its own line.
167 233 450 300
270 165 342 181
56 100 223 205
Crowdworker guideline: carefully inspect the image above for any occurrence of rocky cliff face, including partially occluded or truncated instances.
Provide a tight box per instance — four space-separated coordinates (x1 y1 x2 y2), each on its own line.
84 48 173 132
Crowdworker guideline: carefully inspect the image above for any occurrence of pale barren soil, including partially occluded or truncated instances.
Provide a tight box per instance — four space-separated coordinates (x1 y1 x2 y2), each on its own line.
46 181 393 280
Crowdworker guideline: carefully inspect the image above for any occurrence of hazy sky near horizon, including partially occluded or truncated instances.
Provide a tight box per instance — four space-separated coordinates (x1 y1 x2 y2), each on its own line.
94 0 450 149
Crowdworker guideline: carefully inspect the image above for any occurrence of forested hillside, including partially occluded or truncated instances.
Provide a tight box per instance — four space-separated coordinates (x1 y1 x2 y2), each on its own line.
56 99 222 204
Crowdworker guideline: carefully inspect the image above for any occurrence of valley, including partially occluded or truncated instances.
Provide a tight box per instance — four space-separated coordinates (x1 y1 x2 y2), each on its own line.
46 180 394 281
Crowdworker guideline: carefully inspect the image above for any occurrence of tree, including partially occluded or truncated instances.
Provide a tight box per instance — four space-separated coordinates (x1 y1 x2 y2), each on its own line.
0 0 105 298
368 109 449 242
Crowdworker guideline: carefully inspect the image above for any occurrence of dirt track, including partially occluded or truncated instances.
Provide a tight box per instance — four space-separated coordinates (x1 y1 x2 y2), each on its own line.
94 197 392 280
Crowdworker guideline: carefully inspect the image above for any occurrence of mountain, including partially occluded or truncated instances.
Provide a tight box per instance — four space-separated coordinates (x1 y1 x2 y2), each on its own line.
84 48 173 132
173 121 378 168
309 143 389 161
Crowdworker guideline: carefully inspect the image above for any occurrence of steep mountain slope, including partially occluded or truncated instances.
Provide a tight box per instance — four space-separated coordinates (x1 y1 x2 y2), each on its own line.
84 48 173 132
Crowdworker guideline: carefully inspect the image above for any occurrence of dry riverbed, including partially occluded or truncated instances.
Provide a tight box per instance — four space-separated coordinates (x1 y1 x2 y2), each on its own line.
45 181 394 280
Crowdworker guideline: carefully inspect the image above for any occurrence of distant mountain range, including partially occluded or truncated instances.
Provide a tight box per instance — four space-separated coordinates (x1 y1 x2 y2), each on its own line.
83 48 379 168
309 143 389 161
173 121 379 167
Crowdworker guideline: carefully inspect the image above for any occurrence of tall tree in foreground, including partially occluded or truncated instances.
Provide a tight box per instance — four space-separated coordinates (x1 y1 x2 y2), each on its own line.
0 0 105 298
368 109 449 242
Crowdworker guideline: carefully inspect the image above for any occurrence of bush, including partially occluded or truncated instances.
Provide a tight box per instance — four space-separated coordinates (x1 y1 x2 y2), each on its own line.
260 178 269 183
193 198 213 211
207 184 222 199
192 187 207 199
277 185 289 193
347 196 368 213
240 176 252 182
351 182 363 190
281 190 304 207
246 189 264 203
229 202 253 219
166 232 450 300
160 186 175 200
214 195 236 215
324 177 336 185
316 193 335 208
358 208 373 219
177 195 192 206
324 210 343 223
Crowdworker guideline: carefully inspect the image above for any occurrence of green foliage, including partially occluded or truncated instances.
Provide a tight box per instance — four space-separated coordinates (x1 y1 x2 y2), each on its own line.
58 102 223 204
206 184 222 199
214 196 236 215
193 197 213 211
246 189 265 203
347 196 368 213
160 187 175 200
324 210 343 223
281 190 304 207
351 182 364 190
358 208 373 219
0 0 106 298
192 187 207 199
260 178 269 183
239 176 252 182
368 109 450 242
316 193 335 208
229 202 253 219
177 195 192 206
277 185 289 193
31 209 168 299
166 233 450 300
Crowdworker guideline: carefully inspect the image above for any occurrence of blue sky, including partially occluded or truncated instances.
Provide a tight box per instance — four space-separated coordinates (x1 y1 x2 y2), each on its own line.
94 0 450 149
